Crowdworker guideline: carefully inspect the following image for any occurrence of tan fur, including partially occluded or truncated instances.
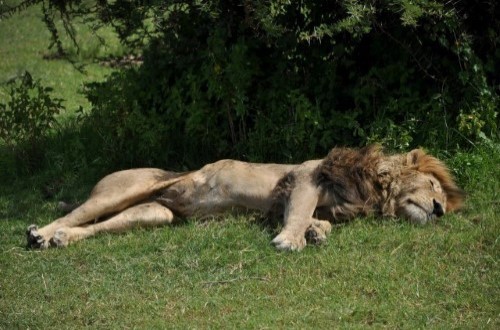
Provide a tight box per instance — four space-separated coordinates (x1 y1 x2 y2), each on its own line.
27 146 464 251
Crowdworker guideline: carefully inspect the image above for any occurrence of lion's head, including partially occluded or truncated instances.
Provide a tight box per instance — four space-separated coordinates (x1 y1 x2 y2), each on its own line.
389 149 465 224
318 146 464 224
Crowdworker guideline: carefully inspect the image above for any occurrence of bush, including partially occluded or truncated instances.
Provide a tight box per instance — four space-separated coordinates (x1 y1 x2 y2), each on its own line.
0 72 64 174
3 1 498 169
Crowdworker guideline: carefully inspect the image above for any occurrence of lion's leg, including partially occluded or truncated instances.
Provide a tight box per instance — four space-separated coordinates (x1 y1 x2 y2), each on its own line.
27 168 179 249
27 197 141 249
50 202 175 247
272 178 320 251
305 219 332 245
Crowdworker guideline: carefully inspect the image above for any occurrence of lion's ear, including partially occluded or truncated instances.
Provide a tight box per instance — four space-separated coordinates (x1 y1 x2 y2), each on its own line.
406 149 426 166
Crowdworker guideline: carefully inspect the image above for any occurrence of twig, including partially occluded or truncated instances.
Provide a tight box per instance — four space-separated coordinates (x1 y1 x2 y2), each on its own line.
375 21 438 81
41 273 48 291
390 243 404 255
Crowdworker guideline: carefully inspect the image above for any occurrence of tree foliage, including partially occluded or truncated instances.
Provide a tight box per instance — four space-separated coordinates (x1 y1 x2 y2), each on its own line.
2 0 498 168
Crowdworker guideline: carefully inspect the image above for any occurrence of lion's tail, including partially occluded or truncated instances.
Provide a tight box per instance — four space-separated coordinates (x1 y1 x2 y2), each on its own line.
57 201 81 214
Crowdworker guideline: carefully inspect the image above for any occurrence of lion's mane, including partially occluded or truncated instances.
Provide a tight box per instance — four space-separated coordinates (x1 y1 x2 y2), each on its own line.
272 145 464 221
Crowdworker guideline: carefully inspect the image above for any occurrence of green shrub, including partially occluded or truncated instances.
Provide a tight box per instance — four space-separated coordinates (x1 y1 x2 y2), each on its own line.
4 1 498 169
0 72 64 174
77 0 498 168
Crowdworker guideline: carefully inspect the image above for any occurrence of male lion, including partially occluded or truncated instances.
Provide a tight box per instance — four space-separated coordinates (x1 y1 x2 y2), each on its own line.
27 146 464 251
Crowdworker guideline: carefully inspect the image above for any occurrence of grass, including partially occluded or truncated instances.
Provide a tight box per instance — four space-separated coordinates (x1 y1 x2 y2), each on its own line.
0 1 122 116
0 2 499 329
0 145 498 328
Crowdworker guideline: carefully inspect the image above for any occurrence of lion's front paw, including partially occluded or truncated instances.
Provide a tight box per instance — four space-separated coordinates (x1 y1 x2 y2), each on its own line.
305 220 332 245
26 225 49 249
272 232 306 251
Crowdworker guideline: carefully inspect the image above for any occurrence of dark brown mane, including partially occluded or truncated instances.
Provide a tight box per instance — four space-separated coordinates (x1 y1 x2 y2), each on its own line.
267 172 297 217
269 145 388 220
315 145 386 219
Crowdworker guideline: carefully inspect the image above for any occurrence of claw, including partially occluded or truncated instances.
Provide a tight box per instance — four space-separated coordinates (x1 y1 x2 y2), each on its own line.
26 224 38 236
26 224 48 249
305 227 320 244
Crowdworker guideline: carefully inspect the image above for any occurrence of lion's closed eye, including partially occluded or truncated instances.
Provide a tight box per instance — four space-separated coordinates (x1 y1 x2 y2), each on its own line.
429 179 444 193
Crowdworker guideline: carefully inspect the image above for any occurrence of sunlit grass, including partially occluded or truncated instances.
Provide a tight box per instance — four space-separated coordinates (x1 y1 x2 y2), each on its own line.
0 2 122 115
0 144 498 328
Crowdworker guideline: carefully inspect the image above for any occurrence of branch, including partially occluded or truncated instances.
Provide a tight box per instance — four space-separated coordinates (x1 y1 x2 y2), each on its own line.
0 0 43 19
374 21 439 82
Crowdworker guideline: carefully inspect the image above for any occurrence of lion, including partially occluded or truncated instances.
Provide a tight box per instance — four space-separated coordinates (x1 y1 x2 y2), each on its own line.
26 145 464 251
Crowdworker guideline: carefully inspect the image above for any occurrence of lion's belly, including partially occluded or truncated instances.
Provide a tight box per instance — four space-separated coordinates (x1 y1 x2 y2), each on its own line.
155 183 254 217
155 160 296 217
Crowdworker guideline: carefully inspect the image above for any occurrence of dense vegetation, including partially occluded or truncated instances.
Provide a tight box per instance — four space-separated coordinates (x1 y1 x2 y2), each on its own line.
1 0 498 174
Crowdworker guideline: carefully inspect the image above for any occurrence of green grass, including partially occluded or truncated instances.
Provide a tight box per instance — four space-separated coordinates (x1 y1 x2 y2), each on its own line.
0 2 499 329
0 1 122 116
0 144 498 328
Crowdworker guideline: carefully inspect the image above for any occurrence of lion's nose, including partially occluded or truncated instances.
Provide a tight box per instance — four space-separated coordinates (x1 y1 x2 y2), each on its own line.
433 199 444 217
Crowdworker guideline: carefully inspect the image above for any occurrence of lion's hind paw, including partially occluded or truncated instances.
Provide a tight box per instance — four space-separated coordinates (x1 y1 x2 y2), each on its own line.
50 228 70 248
26 225 48 249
